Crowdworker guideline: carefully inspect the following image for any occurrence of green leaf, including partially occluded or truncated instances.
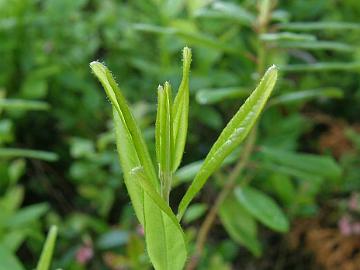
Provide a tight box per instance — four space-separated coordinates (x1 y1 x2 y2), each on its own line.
36 226 58 270
260 32 316 42
131 167 187 270
196 87 250 105
219 194 261 256
183 203 207 224
172 47 191 172
281 62 360 72
156 82 173 201
173 148 242 186
91 61 187 270
0 99 49 111
177 65 278 219
132 24 245 57
259 147 342 180
5 203 49 229
276 40 354 52
277 21 360 31
0 148 58 161
90 61 158 189
0 244 24 270
268 87 343 107
195 2 255 26
235 186 289 232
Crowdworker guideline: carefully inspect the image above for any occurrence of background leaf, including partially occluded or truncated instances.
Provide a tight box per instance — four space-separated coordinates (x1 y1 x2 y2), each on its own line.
235 186 289 232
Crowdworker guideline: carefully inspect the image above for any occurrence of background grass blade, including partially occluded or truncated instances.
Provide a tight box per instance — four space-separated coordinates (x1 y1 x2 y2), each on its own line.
36 225 58 270
177 65 278 219
0 148 58 161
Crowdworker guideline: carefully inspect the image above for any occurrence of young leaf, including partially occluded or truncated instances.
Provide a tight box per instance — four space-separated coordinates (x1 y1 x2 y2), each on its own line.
235 186 289 232
172 47 191 171
36 226 58 270
131 168 187 270
90 61 158 189
92 62 187 270
156 83 173 201
219 193 261 256
177 65 278 219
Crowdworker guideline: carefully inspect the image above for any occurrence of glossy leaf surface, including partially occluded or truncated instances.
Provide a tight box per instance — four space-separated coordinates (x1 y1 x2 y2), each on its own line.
178 65 278 219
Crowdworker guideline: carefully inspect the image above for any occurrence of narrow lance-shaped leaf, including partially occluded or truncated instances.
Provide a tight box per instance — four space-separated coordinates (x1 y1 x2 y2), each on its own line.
36 226 58 270
90 61 158 189
92 62 186 270
177 65 278 219
131 167 187 270
156 82 173 201
172 47 191 171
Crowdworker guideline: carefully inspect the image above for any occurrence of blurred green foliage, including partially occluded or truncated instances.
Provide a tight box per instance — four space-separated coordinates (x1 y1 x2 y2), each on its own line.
0 0 360 269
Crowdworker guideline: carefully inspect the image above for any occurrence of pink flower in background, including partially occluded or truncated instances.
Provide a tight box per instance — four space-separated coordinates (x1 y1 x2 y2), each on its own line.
76 245 94 265
338 216 352 236
136 224 144 236
348 193 359 211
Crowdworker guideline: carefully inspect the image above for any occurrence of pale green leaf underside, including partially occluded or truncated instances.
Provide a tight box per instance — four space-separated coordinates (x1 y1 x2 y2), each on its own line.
92 62 187 270
90 61 158 189
132 168 187 270
177 65 278 219
36 225 58 270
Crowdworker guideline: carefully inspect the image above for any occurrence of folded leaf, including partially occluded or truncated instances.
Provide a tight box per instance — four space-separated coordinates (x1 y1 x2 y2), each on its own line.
172 47 191 171
90 61 158 189
156 83 173 201
235 186 289 232
91 62 187 270
36 226 58 270
177 65 278 219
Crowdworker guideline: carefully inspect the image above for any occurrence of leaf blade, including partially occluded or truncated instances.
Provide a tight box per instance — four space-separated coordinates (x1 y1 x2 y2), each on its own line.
172 47 192 171
177 65 278 219
235 186 289 232
36 226 58 270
